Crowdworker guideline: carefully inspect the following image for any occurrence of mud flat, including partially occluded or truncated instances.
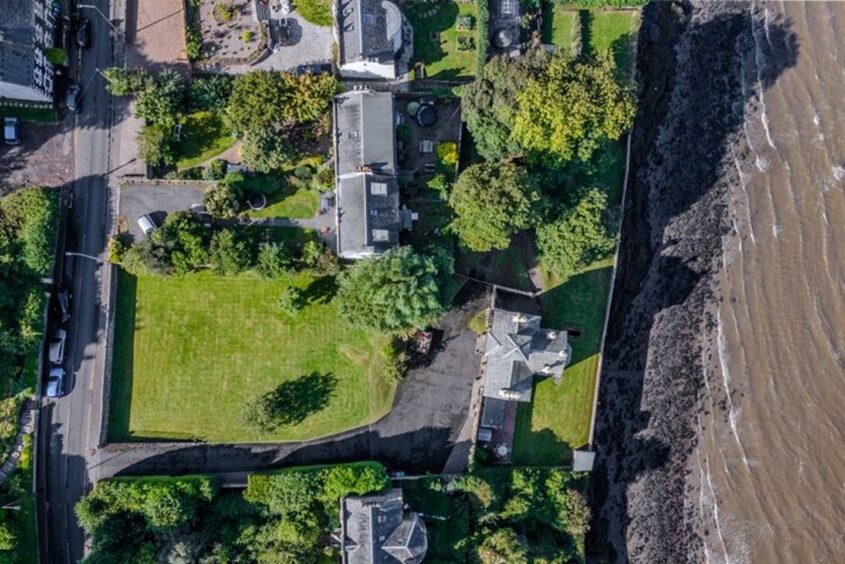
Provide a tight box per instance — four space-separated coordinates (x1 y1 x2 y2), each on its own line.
587 2 799 562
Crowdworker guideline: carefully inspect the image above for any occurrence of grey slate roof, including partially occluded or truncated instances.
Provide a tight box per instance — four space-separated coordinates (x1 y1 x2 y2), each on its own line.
340 489 428 564
335 89 396 176
337 0 403 66
336 173 400 258
483 309 571 403
0 0 55 101
481 397 508 429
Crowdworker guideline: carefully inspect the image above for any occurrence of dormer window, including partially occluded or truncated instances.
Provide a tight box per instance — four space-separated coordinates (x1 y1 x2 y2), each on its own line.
372 229 389 242
370 182 388 196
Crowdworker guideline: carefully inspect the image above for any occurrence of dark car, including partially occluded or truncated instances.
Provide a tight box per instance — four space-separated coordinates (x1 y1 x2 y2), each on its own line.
76 18 90 49
66 83 81 112
295 62 333 76
56 289 71 323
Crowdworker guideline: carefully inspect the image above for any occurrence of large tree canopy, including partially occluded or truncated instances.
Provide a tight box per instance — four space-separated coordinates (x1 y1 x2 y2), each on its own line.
460 49 551 161
449 162 543 252
536 187 617 279
334 246 451 334
512 52 636 166
225 70 338 137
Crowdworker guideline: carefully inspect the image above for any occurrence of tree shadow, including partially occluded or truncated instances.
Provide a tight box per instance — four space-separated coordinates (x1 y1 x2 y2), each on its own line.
301 274 338 304
588 3 799 562
107 270 138 442
255 372 337 428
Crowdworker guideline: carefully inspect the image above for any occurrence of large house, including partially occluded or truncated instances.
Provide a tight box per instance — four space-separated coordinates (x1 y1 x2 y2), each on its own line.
0 0 57 103
479 308 571 434
339 488 428 564
333 88 414 259
333 0 413 80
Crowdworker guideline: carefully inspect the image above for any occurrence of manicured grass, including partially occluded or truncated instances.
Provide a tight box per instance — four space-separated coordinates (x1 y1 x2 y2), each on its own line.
544 5 581 54
0 106 56 123
404 1 478 80
512 260 613 465
585 10 639 75
176 111 236 170
109 268 395 443
295 0 332 26
248 186 319 220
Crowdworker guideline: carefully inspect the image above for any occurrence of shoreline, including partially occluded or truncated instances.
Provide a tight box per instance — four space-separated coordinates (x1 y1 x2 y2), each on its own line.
586 2 784 561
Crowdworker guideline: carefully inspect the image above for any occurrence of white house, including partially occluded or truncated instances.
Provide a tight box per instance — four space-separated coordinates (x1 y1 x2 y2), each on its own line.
333 0 412 80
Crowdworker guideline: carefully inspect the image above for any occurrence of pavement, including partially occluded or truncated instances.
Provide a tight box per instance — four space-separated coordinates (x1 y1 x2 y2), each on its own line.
37 1 118 562
88 282 487 478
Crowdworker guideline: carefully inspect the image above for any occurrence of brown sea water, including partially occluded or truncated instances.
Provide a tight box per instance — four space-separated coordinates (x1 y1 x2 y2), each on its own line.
696 1 845 562
590 1 844 562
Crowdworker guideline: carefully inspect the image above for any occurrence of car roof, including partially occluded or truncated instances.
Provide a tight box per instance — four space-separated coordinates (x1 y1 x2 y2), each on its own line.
49 367 65 377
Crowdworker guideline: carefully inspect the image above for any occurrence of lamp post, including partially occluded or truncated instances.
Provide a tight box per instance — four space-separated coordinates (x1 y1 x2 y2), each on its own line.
77 4 120 36
65 251 106 264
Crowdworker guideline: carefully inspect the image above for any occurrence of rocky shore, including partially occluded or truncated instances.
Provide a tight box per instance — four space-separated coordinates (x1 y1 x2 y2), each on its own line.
586 2 789 562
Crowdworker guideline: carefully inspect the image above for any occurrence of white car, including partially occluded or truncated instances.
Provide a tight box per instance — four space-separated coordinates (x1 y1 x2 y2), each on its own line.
45 367 65 398
137 214 157 236
48 328 67 364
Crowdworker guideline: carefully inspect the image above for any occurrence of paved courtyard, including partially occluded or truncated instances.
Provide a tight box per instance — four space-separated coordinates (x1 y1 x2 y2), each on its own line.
0 123 74 189
119 181 209 238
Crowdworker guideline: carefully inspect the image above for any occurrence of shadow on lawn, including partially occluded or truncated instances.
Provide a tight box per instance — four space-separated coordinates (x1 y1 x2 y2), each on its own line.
107 270 138 442
252 372 338 429
302 275 337 304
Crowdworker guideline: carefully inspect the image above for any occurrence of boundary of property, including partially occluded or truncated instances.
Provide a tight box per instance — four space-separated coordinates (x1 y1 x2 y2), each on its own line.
587 22 640 449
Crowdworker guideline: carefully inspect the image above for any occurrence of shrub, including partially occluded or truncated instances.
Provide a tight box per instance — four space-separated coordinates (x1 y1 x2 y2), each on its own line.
138 123 177 167
476 0 490 70
380 338 407 383
277 286 306 316
45 47 67 66
187 74 233 111
107 233 132 264
457 36 476 51
213 1 235 22
102 67 150 96
209 229 250 275
255 242 294 278
203 183 241 218
428 173 450 196
241 30 254 42
203 159 228 180
299 240 322 269
293 165 313 180
436 142 458 167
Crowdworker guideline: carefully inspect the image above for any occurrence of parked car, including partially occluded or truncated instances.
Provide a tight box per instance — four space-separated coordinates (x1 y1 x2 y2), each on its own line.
295 62 333 76
57 289 71 323
66 83 81 113
45 367 65 398
137 214 158 236
49 328 67 364
76 18 90 49
3 117 20 145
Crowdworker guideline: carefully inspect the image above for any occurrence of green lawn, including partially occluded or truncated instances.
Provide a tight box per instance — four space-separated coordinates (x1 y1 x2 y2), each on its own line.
404 1 478 80
295 0 332 26
176 111 236 170
544 5 581 54
109 268 395 443
585 10 639 75
512 260 613 465
248 185 319 220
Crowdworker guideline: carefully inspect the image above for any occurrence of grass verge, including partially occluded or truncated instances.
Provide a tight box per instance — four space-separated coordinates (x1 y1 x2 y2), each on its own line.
0 107 55 123
109 267 395 443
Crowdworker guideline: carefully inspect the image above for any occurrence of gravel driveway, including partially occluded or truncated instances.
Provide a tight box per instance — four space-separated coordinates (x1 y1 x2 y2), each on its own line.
119 182 210 238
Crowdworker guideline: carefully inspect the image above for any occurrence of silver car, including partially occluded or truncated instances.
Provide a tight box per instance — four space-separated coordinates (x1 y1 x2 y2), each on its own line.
137 214 157 236
49 328 67 364
45 367 65 398
4 117 20 145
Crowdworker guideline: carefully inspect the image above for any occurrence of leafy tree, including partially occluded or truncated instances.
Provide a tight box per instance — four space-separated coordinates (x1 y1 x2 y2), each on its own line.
536 188 617 279
512 52 636 165
149 211 210 274
107 234 131 264
476 528 528 564
138 124 177 167
210 229 250 275
102 67 150 96
461 49 551 160
203 183 241 219
0 522 16 550
135 69 185 127
245 471 318 517
255 242 294 278
277 286 306 316
240 125 296 173
449 162 542 251
0 186 58 275
187 74 234 111
321 465 390 506
299 240 322 269
334 246 450 334
203 158 228 180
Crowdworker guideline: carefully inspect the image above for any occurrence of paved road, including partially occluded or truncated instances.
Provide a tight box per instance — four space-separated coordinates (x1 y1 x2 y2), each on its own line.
38 2 117 562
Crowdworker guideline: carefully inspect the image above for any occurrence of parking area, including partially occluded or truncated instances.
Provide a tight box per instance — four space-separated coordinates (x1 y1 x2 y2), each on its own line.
0 122 74 189
119 181 209 238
